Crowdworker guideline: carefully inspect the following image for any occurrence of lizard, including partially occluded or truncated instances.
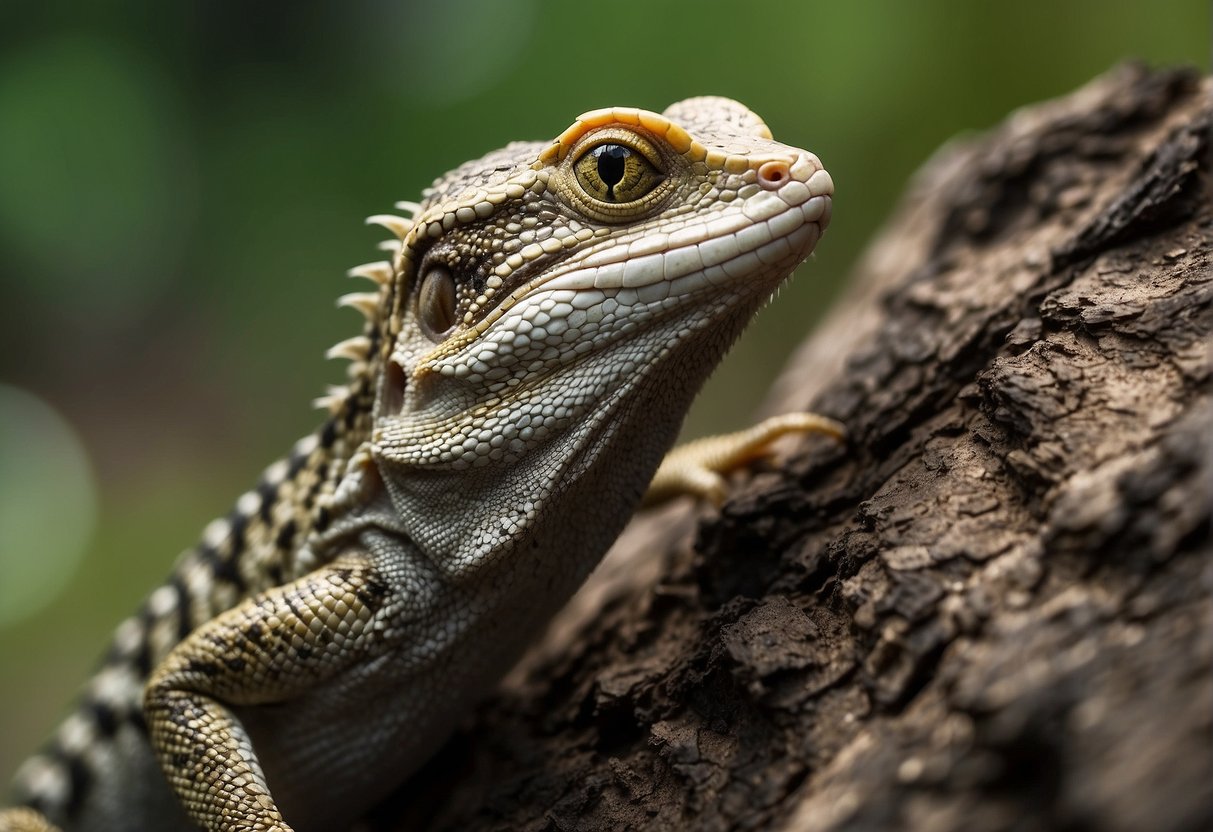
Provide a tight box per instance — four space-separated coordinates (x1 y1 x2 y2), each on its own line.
0 96 839 832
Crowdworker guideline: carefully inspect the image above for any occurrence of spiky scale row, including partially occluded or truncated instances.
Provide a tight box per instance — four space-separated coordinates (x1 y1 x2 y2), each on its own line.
312 242 395 414
337 292 380 320
365 215 414 240
325 336 372 363
346 261 393 286
312 385 350 415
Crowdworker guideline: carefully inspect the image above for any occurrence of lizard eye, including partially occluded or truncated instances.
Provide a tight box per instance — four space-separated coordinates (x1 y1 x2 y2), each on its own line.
417 265 458 342
574 143 664 204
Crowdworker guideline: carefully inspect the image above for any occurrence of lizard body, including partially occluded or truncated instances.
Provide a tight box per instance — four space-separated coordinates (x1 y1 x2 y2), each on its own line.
0 97 835 832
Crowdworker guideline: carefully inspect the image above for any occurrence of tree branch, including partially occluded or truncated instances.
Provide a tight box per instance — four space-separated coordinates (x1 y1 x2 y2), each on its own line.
380 63 1212 832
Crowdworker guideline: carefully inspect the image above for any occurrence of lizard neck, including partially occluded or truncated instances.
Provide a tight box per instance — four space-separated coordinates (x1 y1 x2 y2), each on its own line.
368 304 754 592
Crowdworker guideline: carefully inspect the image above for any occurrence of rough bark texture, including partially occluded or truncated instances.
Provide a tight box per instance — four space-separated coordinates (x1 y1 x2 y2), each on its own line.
377 64 1212 832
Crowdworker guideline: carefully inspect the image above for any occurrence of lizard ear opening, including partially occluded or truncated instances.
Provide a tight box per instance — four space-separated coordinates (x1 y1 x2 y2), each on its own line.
381 358 406 416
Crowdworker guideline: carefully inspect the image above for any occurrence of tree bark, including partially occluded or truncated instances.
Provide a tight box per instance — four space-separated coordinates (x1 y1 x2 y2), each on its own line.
378 63 1212 832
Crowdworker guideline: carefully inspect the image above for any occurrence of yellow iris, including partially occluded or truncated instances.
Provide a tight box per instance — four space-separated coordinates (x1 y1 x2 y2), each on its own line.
573 143 664 204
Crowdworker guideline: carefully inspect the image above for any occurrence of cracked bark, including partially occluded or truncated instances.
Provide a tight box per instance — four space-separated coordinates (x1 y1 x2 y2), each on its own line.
377 64 1212 832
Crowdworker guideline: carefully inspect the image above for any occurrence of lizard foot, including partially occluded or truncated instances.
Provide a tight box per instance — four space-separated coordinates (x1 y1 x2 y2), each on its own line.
644 412 845 508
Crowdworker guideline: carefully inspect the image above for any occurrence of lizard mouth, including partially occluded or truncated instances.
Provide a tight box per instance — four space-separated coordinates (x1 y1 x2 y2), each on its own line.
538 192 831 301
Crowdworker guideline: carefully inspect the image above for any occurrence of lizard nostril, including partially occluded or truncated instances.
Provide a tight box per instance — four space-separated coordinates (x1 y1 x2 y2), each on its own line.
757 160 790 191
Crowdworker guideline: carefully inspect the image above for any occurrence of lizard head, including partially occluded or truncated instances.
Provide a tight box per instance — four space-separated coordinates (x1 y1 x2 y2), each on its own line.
359 97 833 482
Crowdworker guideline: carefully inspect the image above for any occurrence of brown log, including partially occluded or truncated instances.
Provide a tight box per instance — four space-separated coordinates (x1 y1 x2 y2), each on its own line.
378 63 1212 832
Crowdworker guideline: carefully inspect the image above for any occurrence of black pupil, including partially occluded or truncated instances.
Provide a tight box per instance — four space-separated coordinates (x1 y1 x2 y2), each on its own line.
594 144 629 199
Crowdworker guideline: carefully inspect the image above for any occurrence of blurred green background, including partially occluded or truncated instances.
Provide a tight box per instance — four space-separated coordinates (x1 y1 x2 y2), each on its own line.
0 0 1206 787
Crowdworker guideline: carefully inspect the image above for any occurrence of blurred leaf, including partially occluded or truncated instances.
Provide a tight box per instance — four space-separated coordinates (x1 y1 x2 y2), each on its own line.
0 34 193 326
